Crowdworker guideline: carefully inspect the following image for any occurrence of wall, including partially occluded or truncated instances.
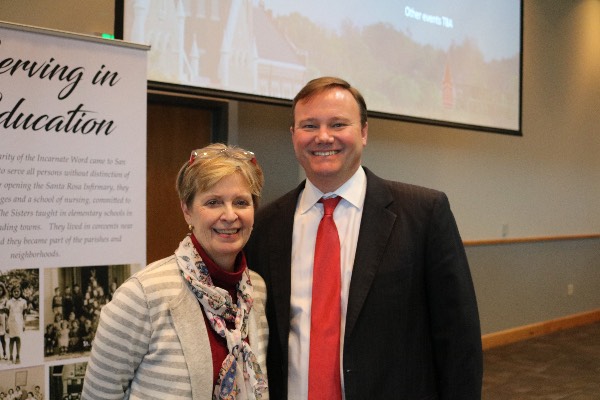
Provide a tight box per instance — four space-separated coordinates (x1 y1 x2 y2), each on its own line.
2 0 599 335
468 238 600 333
0 0 114 36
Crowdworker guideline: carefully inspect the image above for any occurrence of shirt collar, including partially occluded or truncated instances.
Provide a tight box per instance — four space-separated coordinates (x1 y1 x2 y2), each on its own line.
298 166 366 214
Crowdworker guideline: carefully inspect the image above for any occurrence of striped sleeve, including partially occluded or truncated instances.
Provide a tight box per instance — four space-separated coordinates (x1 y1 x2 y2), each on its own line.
249 269 269 374
82 275 152 400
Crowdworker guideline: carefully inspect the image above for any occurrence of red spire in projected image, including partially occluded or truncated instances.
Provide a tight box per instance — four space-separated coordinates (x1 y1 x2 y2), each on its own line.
442 60 454 109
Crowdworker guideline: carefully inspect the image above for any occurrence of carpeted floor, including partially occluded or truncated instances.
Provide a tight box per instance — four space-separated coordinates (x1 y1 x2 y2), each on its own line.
483 321 600 399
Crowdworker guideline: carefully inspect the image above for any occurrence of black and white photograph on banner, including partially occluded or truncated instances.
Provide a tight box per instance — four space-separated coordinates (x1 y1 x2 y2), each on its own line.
49 362 86 400
0 364 44 399
0 269 40 368
42 265 135 362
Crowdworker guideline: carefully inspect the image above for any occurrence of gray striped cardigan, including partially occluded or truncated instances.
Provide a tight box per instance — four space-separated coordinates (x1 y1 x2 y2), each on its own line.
82 254 269 400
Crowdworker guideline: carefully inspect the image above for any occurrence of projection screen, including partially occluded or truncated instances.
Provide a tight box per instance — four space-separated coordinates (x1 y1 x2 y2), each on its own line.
122 0 522 135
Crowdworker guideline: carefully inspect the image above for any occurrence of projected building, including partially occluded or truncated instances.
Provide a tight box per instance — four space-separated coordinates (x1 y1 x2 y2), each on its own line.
126 0 307 99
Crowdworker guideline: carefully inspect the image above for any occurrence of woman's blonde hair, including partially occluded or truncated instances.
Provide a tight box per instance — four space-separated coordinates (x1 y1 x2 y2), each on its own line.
176 143 264 209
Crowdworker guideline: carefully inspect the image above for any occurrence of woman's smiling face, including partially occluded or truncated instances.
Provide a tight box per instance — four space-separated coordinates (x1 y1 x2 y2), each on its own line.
181 172 254 271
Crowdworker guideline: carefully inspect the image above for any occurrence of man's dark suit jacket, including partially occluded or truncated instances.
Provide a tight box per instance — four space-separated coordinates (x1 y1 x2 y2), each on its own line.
245 167 483 400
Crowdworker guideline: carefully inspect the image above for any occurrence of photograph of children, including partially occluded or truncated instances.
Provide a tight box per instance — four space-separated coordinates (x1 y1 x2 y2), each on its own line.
0 365 44 400
0 269 40 367
43 265 134 361
49 362 86 400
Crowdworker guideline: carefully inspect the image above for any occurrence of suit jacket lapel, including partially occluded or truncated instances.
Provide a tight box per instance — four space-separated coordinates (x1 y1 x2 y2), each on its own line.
345 168 396 338
268 184 304 363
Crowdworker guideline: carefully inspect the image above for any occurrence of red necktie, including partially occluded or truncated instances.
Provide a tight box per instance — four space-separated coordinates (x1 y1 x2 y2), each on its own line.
308 196 343 400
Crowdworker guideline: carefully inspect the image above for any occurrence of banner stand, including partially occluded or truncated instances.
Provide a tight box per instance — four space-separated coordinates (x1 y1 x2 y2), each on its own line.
0 21 148 399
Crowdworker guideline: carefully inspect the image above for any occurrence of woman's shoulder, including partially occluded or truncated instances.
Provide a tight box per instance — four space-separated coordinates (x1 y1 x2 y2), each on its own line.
134 254 179 279
247 269 266 299
119 255 183 294
109 255 186 314
247 269 265 285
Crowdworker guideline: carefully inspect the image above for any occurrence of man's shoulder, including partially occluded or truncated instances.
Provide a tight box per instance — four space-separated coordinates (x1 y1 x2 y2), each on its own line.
255 185 302 220
384 178 444 199
364 168 445 202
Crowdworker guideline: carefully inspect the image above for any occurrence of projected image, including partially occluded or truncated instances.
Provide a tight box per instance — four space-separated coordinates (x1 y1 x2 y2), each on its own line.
124 0 521 132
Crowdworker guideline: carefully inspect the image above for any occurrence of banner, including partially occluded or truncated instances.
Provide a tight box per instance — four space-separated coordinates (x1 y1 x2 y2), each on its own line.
0 22 148 399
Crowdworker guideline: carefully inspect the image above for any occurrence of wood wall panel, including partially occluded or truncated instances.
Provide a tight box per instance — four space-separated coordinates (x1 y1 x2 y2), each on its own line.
146 102 212 263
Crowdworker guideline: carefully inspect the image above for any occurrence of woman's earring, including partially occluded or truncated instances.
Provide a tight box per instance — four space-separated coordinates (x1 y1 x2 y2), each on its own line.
188 224 193 231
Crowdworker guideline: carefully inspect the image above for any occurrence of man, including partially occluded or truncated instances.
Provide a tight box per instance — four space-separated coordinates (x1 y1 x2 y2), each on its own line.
245 77 482 399
72 283 84 318
33 385 43 400
62 285 73 320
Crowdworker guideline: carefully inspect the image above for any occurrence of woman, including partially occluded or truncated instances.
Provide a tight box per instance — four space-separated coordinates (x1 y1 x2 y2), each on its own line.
0 282 8 360
6 286 28 364
82 144 268 399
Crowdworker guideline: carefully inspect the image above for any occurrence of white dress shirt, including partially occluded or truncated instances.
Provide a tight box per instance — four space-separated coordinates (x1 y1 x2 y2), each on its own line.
288 167 367 400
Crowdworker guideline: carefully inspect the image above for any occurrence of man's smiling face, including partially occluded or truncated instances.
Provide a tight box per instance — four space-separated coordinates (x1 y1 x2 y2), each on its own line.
291 87 368 193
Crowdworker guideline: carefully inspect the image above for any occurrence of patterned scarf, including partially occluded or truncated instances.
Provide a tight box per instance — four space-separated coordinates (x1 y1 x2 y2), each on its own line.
175 235 268 399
